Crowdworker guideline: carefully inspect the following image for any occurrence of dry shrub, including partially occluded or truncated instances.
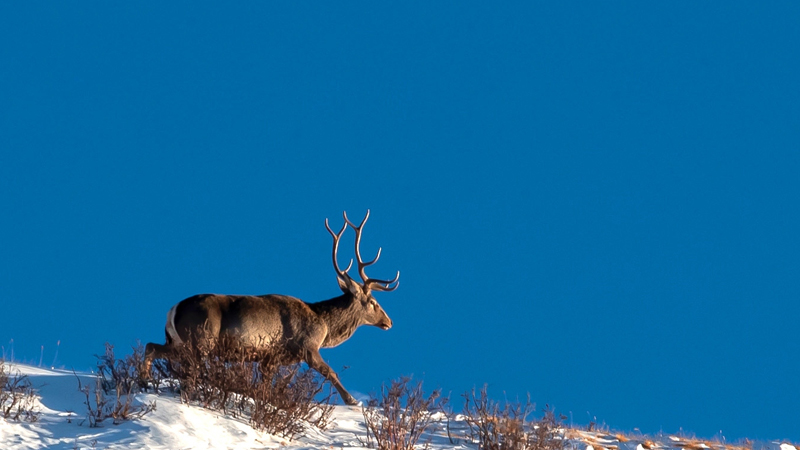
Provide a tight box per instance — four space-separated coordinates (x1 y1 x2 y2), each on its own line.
361 376 446 450
96 342 151 395
463 385 565 450
77 344 156 427
0 360 40 422
165 333 335 440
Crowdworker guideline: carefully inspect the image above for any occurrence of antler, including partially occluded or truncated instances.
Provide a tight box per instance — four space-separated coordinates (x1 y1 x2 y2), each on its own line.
325 218 353 280
343 210 400 292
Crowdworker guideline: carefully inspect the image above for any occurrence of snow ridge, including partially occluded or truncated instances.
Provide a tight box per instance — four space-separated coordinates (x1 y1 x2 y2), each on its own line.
0 363 795 450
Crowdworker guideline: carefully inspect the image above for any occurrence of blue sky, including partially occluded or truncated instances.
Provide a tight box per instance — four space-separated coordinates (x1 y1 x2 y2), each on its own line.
1 1 799 442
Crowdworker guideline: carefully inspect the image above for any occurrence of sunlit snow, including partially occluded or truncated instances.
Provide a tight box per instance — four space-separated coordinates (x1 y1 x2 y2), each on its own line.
0 363 795 450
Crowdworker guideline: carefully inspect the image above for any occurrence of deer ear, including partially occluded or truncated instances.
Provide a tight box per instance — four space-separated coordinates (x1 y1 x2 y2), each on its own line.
337 276 361 296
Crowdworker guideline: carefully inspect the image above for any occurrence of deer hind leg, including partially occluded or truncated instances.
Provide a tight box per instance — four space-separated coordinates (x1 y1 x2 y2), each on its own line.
305 350 358 406
145 305 186 378
143 341 173 379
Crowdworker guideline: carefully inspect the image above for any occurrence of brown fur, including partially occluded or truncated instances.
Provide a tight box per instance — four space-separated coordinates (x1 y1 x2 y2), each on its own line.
145 211 397 406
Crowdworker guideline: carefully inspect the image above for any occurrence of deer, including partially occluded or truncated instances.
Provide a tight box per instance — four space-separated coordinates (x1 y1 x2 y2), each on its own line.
143 210 399 406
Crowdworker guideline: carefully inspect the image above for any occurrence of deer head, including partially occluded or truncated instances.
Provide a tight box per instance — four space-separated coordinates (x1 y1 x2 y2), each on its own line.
325 210 399 330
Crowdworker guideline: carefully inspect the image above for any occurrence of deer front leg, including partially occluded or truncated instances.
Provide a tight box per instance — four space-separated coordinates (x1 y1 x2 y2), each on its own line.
306 350 358 406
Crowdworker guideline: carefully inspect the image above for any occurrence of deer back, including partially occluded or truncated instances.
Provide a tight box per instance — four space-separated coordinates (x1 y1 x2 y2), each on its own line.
171 293 328 355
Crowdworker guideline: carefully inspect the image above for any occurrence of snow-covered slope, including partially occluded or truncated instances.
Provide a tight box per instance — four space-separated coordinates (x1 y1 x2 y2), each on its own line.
0 363 795 450
1 363 334 449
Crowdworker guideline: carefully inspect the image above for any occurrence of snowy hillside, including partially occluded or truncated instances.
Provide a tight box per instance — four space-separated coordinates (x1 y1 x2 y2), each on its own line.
0 362 795 450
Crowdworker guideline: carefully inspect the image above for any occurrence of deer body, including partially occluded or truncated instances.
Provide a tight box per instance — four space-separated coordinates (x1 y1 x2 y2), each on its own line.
144 211 398 406
166 294 329 350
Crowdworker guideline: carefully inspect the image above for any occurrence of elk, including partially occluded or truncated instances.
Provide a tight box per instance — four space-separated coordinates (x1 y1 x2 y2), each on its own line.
144 210 399 405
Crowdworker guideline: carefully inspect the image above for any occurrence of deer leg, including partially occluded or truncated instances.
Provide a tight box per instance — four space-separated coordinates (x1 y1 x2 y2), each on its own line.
305 350 358 406
143 342 172 379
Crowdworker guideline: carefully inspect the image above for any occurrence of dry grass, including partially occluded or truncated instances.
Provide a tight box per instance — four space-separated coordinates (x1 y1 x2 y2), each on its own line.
0 360 40 422
76 344 157 427
463 385 565 450
361 376 446 450
578 428 769 450
163 333 335 440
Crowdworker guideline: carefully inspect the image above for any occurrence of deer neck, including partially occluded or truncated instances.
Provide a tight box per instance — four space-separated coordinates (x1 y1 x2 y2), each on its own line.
309 294 364 348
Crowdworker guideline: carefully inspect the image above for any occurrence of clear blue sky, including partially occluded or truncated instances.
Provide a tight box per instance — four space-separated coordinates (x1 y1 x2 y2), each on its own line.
1 2 798 442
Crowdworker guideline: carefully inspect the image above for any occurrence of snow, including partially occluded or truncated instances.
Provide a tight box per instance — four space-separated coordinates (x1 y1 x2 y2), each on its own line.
0 363 795 450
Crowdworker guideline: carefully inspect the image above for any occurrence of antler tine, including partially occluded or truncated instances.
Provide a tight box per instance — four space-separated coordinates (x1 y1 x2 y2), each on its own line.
367 270 400 292
343 210 384 283
343 259 353 274
325 218 353 279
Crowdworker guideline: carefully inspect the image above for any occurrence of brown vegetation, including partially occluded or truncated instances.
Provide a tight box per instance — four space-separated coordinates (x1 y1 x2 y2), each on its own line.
162 332 335 440
0 360 40 422
77 343 157 427
463 385 565 450
361 376 446 450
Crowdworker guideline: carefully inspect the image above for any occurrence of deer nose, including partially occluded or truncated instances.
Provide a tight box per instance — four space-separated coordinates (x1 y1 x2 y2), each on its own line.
379 317 392 330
